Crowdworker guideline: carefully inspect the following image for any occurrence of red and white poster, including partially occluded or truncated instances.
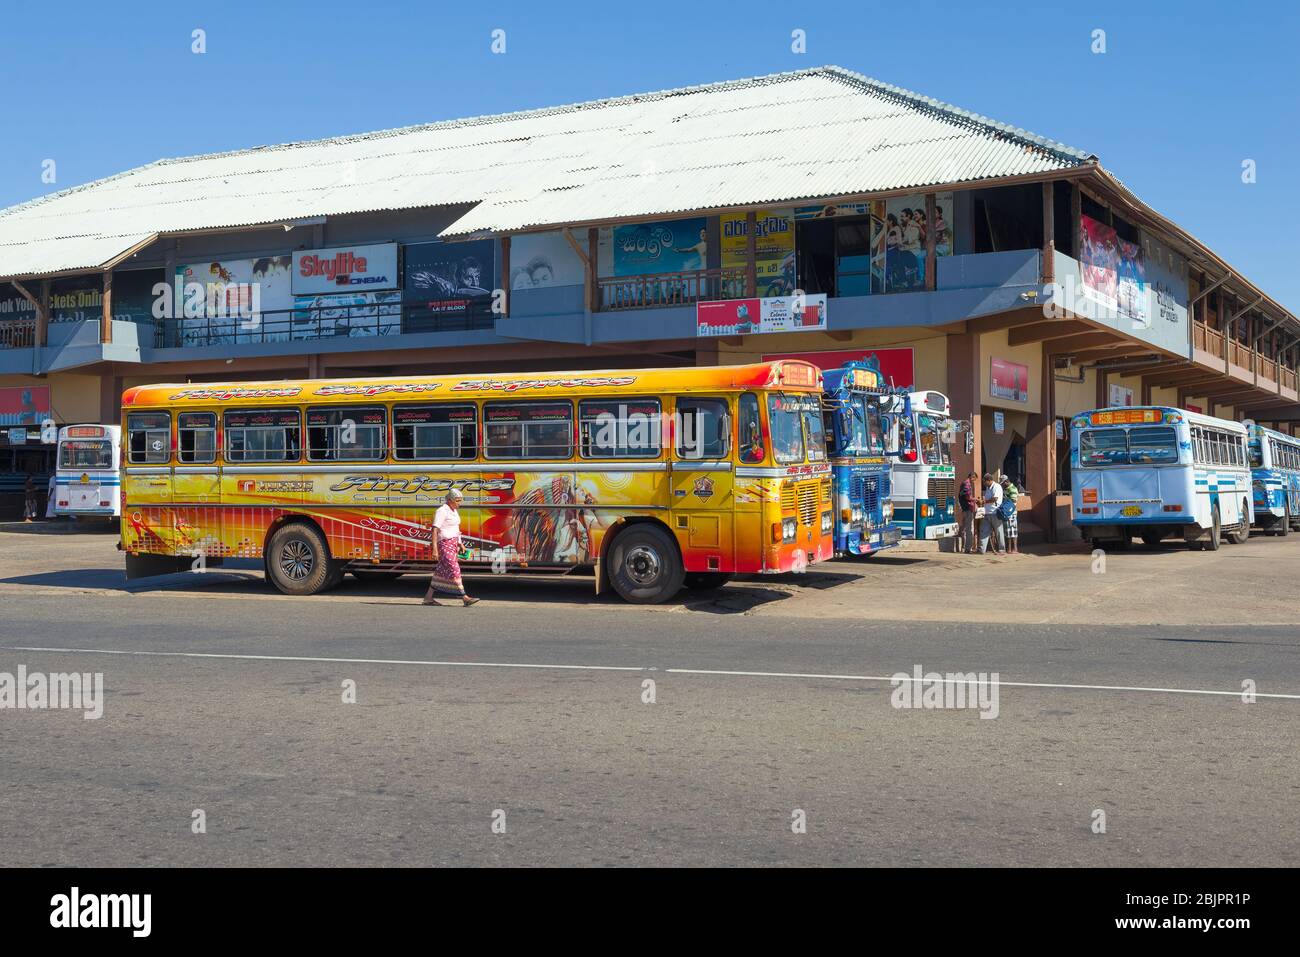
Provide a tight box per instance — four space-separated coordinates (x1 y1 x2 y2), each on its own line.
0 385 51 427
696 294 827 337
990 357 1029 403
761 347 915 390
1079 214 1120 311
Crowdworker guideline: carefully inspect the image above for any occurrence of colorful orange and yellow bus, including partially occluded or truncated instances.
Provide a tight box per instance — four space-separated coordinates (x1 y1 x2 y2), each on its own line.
120 361 834 603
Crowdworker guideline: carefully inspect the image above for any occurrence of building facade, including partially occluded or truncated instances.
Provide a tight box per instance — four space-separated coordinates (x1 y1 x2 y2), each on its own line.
2 66 1298 536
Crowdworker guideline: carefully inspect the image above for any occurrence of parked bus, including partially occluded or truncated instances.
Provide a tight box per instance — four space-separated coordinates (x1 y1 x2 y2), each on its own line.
119 361 835 603
890 390 958 540
1070 406 1251 550
54 424 121 518
1244 420 1300 536
821 363 901 557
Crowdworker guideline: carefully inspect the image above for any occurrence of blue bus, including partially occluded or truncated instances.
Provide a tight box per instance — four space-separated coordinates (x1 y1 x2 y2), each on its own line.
1071 406 1251 550
890 390 958 540
1245 420 1300 536
822 363 902 557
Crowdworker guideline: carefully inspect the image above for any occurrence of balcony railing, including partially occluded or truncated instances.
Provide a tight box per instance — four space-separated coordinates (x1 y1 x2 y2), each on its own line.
1194 320 1298 394
0 318 36 349
153 299 495 347
598 268 747 312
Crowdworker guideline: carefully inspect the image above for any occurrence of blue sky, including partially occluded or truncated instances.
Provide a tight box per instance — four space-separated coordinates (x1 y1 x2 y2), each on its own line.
2 0 1297 309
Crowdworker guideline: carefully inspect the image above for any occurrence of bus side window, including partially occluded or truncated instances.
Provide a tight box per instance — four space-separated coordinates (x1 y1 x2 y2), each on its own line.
393 404 477 460
178 412 217 464
127 412 171 464
306 407 386 462
224 409 301 463
484 401 573 459
676 397 729 460
579 398 661 459
738 393 763 463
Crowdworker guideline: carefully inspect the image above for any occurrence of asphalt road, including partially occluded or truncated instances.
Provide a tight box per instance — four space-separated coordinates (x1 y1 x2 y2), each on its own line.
2 588 1297 866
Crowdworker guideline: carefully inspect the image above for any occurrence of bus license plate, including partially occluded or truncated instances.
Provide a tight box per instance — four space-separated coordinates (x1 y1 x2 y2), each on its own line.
1121 506 1142 517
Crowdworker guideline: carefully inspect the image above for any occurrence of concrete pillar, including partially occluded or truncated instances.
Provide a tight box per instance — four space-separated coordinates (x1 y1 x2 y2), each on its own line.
947 331 981 479
98 371 124 425
1026 343 1057 542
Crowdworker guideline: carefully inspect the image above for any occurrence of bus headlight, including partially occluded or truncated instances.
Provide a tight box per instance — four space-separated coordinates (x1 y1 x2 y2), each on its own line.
851 507 863 523
782 518 797 543
821 511 833 534
882 501 893 520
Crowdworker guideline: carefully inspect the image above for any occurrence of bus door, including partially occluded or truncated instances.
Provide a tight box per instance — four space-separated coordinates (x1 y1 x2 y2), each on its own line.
221 409 305 558
670 395 735 573
173 413 220 508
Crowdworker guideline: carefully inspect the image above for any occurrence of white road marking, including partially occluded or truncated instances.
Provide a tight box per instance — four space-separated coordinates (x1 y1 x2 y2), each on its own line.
3 645 1298 700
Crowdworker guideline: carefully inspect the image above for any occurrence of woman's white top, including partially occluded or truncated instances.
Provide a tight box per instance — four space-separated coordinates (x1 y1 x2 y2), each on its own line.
433 504 461 538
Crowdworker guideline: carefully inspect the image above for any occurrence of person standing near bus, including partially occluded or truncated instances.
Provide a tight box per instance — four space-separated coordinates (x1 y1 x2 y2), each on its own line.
979 473 1006 555
958 470 979 553
22 475 38 522
423 488 480 607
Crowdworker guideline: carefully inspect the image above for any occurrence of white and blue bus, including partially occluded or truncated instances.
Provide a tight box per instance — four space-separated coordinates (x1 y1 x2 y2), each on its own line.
1071 407 1251 550
890 391 957 540
1244 421 1300 536
54 424 121 518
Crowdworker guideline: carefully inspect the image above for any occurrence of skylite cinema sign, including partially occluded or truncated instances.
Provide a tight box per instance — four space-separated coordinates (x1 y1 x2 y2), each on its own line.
293 242 399 295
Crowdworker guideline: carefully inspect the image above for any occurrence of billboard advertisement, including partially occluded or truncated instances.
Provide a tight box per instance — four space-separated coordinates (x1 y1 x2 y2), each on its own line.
761 347 915 390
697 294 827 337
885 193 953 293
599 218 708 277
990 357 1030 403
176 257 295 344
292 290 402 338
510 231 585 290
1079 215 1120 312
720 210 795 297
404 240 495 311
0 386 51 426
293 243 399 296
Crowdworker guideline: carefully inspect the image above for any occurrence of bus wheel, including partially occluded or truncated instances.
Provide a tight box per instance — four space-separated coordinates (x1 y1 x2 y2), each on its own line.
1140 533 1163 548
1204 506 1222 552
1227 500 1251 544
608 525 684 604
684 572 733 590
1279 503 1291 537
266 523 334 596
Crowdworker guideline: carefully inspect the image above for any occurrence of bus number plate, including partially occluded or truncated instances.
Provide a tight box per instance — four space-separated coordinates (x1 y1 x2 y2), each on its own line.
1121 506 1142 517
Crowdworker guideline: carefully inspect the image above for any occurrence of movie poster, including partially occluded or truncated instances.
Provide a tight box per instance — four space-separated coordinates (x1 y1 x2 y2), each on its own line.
404 240 496 322
884 193 953 293
720 210 796 297
1079 215 1120 312
291 290 402 338
1117 239 1148 325
599 217 708 277
510 231 585 290
176 257 294 344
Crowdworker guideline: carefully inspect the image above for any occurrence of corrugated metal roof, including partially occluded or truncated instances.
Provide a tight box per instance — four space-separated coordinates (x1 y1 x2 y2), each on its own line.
0 65 1091 279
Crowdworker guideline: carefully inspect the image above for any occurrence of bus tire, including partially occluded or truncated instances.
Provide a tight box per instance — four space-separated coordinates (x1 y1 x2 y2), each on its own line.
607 524 684 604
684 572 733 590
1279 503 1291 537
1140 532 1163 548
1227 499 1251 544
1204 506 1221 552
265 522 335 596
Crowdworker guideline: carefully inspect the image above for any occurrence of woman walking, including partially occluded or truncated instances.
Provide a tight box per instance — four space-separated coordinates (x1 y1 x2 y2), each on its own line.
424 488 480 606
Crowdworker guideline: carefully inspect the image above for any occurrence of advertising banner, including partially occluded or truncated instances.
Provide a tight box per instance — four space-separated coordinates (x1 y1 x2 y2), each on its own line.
510 231 585 290
884 193 953 293
404 240 496 312
1079 214 1120 312
1108 383 1135 407
0 386 51 426
720 210 795 296
292 291 402 338
1117 239 1148 326
761 347 915 390
990 357 1029 403
697 294 827 337
176 257 295 344
600 218 708 277
293 243 399 296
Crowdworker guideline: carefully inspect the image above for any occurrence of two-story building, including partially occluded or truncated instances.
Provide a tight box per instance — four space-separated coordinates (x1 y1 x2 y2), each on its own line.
2 65 1297 536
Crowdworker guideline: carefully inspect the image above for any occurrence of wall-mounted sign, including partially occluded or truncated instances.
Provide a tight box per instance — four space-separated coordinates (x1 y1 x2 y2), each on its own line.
293 243 399 295
990 358 1029 403
697 294 827 337
993 411 1005 435
1108 383 1135 407
1054 418 1065 440
720 210 795 296
0 386 51 426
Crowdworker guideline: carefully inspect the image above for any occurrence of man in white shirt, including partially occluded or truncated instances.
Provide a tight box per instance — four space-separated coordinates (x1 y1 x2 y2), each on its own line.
979 472 1006 555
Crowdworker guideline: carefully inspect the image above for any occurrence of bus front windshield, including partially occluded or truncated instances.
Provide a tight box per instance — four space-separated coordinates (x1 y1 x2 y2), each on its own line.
845 395 886 455
917 415 950 466
1249 440 1264 469
769 393 808 464
59 440 113 469
1080 426 1179 466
